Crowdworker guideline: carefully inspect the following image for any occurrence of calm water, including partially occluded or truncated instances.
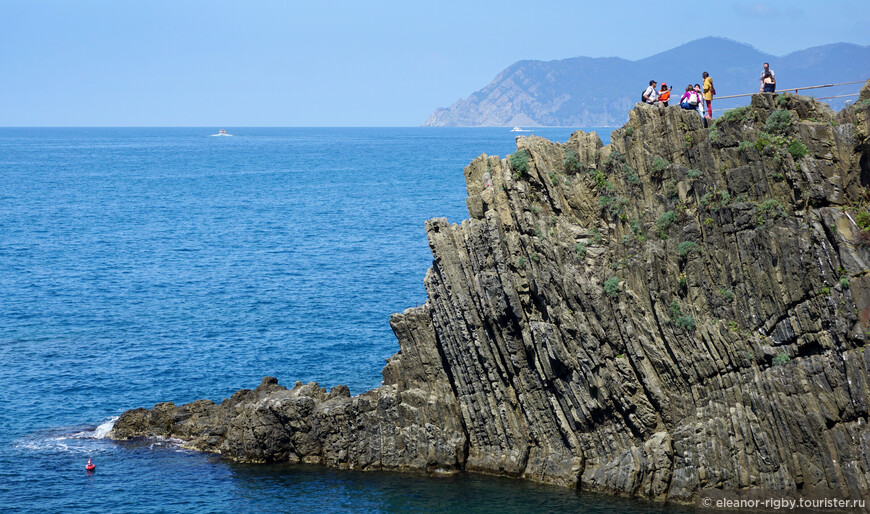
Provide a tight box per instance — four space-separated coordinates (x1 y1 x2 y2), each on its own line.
0 127 691 512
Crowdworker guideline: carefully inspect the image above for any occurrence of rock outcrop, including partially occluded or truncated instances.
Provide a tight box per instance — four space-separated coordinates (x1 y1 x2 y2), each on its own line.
112 87 870 503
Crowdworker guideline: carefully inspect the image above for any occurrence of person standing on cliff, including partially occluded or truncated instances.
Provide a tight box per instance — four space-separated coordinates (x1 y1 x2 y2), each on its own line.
642 80 659 104
702 72 714 119
693 84 706 118
759 62 775 92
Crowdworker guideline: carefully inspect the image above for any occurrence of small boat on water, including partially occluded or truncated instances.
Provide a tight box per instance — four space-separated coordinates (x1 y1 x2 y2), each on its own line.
510 126 524 132
210 129 232 137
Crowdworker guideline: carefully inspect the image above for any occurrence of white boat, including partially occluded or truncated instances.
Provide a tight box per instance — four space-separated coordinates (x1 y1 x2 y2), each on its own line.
210 129 232 137
510 126 524 132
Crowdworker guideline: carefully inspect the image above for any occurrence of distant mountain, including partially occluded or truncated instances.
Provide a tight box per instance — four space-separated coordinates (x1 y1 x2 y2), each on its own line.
423 37 870 126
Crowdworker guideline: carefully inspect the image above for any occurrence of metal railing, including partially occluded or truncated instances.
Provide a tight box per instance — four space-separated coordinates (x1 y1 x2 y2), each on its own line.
712 80 867 101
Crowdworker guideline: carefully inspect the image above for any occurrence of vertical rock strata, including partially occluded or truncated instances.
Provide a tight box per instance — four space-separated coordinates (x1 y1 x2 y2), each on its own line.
111 87 870 502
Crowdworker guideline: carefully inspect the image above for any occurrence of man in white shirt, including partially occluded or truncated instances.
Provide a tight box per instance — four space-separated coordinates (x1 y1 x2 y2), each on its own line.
642 80 659 104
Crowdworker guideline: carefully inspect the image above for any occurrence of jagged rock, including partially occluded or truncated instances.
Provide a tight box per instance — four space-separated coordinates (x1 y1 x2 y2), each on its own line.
112 84 870 503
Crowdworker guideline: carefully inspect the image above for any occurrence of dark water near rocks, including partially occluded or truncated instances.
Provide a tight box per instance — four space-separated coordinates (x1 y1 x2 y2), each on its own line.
1 127 692 512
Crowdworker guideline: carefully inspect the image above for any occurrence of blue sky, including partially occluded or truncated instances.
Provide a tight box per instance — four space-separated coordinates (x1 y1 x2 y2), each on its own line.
2 0 868 126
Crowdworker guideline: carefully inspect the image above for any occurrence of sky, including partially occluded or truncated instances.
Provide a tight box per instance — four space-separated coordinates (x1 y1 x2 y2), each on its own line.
1 0 868 126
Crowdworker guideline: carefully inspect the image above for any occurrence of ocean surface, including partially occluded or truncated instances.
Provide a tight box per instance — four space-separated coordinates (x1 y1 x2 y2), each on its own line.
0 127 692 512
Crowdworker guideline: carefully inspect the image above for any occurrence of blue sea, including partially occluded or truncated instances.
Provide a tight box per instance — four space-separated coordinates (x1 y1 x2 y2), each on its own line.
0 127 692 512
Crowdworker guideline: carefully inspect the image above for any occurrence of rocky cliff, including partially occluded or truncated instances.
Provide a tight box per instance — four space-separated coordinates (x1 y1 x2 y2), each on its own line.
112 83 870 503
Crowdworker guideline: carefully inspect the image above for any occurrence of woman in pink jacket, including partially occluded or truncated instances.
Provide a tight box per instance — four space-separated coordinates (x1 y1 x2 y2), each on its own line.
679 85 703 118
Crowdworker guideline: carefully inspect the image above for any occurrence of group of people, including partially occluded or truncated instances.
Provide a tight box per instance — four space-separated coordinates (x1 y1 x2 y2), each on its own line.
640 63 777 120
642 73 715 119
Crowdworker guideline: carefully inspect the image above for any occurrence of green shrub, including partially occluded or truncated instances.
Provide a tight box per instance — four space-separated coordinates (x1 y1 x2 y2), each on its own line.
788 140 808 160
687 168 702 179
575 242 587 258
651 157 669 173
856 211 870 230
840 276 850 289
510 149 531 174
759 198 782 213
738 140 754 152
776 95 789 107
623 165 640 184
531 252 540 263
625 126 635 136
764 109 792 134
604 151 626 167
701 189 731 210
656 210 677 239
708 127 719 142
718 288 735 302
604 195 628 218
684 134 693 147
669 301 696 330
772 353 790 366
669 300 683 318
675 315 696 331
564 150 583 173
664 180 679 200
591 228 602 244
629 218 646 242
603 276 620 298
716 106 751 125
518 257 526 269
549 171 561 185
677 241 700 256
757 199 786 222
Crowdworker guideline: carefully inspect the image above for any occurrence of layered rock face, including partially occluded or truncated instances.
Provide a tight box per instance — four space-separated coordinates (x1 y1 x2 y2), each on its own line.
112 86 870 502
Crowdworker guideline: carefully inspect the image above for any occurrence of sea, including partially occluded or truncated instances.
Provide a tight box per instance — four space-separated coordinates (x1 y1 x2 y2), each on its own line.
0 127 693 512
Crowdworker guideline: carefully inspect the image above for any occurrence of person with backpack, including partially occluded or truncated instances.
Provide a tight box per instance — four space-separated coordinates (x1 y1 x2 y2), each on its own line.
680 85 698 110
761 71 776 93
759 62 775 92
680 85 704 118
702 72 715 119
642 80 659 104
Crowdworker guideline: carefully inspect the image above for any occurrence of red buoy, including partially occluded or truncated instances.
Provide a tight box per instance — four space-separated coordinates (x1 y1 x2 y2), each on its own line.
86 458 95 471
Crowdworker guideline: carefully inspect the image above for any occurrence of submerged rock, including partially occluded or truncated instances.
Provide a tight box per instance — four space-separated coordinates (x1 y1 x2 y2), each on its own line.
112 85 870 503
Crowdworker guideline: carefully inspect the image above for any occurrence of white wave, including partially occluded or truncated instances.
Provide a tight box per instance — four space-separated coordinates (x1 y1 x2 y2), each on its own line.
15 437 70 452
68 416 119 439
92 417 118 439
